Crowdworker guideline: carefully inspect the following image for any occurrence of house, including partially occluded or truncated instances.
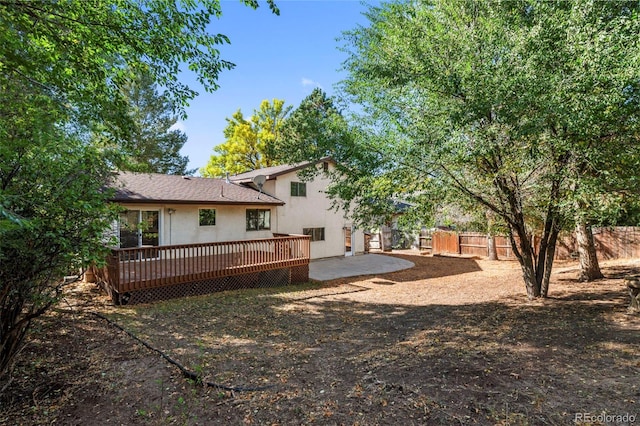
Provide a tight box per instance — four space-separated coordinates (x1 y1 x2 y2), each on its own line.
110 159 365 260
230 159 366 259
97 161 364 304
110 172 284 248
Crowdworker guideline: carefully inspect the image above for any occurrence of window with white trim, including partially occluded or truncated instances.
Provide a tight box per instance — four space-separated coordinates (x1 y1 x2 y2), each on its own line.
291 181 306 197
119 210 159 248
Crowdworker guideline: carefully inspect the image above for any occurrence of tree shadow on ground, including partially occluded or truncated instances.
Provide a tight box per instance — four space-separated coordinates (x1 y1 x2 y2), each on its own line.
325 253 486 285
254 292 638 424
7 258 639 426
95 259 639 425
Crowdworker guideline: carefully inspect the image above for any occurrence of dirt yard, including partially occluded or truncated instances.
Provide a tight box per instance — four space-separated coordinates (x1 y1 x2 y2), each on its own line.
2 252 639 425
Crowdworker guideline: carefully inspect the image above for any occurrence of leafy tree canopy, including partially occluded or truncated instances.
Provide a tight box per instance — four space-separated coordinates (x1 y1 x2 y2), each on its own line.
303 0 640 299
0 78 118 381
0 0 279 383
201 99 291 177
1 0 279 138
274 88 433 230
275 88 346 162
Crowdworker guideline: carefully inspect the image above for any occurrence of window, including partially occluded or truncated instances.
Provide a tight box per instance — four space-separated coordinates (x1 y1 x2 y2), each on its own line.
303 227 325 242
290 181 306 197
199 209 216 226
322 161 329 172
246 209 271 231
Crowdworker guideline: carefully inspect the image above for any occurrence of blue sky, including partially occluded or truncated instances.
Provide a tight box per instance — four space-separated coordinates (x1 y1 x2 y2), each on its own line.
177 0 375 173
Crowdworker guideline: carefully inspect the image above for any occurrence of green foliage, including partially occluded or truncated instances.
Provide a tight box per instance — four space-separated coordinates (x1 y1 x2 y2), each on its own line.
0 0 280 383
334 0 640 298
610 197 640 226
0 80 118 381
95 70 194 175
275 89 426 228
201 99 291 177
1 0 279 137
276 88 347 163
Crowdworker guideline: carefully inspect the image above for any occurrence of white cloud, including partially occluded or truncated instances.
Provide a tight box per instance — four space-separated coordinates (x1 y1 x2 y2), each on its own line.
169 121 186 133
301 78 322 89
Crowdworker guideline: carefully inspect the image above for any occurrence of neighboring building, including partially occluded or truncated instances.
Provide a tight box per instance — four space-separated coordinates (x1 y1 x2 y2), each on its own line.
109 159 365 259
369 200 417 251
230 159 366 259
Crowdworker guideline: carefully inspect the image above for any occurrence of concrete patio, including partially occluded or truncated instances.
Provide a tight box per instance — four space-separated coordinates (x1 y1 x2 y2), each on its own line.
309 253 414 281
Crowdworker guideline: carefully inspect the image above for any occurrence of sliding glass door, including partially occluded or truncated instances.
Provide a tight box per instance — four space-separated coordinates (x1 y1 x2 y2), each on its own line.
119 210 159 248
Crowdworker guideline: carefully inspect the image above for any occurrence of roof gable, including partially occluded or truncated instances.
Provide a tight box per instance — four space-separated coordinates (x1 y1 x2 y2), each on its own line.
230 158 333 183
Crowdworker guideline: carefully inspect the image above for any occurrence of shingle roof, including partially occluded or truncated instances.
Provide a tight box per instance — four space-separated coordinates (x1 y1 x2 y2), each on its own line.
110 172 284 205
230 158 333 183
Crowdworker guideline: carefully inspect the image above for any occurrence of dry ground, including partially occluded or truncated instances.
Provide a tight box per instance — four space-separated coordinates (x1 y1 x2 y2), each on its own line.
1 252 639 425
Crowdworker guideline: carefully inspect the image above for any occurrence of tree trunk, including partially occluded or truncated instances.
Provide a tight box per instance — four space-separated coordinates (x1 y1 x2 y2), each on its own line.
380 225 393 252
540 227 559 297
509 212 560 300
520 255 540 299
509 226 540 299
626 278 640 314
486 210 498 260
575 221 604 281
487 234 498 260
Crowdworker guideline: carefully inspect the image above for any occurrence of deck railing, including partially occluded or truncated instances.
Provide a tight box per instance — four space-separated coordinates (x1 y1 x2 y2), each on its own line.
98 235 310 294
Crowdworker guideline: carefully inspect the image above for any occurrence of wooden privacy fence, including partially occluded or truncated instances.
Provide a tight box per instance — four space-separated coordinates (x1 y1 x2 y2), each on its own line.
556 227 640 260
96 235 310 305
431 232 513 258
431 227 640 261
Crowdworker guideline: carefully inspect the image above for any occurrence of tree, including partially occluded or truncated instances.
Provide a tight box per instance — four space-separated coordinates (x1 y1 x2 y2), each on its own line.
1 0 279 136
0 0 279 385
570 142 640 280
276 89 400 226
201 99 291 177
97 70 194 175
0 80 118 388
333 0 640 299
575 220 603 281
276 89 345 162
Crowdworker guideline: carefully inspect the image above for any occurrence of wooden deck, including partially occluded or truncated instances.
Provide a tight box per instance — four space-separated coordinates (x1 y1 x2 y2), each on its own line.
97 235 310 297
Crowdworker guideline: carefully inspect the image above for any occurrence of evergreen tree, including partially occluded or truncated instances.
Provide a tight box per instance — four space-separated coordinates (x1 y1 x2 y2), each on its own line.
0 0 278 383
102 70 194 175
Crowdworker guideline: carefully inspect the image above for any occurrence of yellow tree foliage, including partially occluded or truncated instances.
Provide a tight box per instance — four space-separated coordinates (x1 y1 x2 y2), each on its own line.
201 99 291 177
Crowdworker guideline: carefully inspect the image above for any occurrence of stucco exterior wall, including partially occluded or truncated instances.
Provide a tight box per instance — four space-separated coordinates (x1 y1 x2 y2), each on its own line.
265 163 365 259
164 204 275 244
115 204 275 247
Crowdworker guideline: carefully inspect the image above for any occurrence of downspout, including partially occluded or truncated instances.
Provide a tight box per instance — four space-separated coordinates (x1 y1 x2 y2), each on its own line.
167 208 176 245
